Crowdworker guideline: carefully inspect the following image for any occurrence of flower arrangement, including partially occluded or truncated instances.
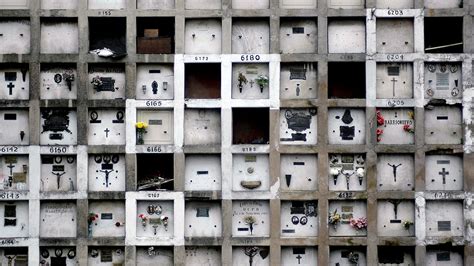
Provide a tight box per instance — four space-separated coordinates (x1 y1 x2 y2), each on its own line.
330 167 342 185
88 213 98 225
348 252 359 264
355 167 365 185
238 72 248 93
255 75 269 92
138 214 148 227
349 217 368 230
402 220 414 230
135 121 148 144
244 215 257 235
403 124 415 133
328 209 341 230
376 128 384 142
376 110 385 126
91 76 103 89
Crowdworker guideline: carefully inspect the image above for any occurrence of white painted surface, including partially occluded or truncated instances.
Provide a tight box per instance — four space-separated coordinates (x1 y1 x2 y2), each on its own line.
328 200 367 236
0 20 30 54
88 0 126 9
424 106 462 144
376 0 413 8
280 154 317 191
425 201 463 237
186 0 221 9
40 21 79 54
232 0 269 9
88 201 125 237
425 155 463 191
185 246 221 266
137 110 174 145
232 200 270 237
280 19 317 54
424 63 462 99
377 108 415 145
41 0 78 9
40 155 76 192
136 200 174 238
40 66 77 99
232 20 270 54
329 154 366 191
376 63 413 99
328 108 366 144
281 247 317 266
280 63 317 99
377 200 414 236
40 109 77 145
280 0 316 9
185 201 222 237
0 109 29 145
328 0 364 9
0 155 28 191
0 201 28 237
0 66 29 100
184 154 221 191
88 66 126 100
136 64 174 100
185 19 222 54
137 0 175 9
88 109 126 145
88 154 125 192
280 109 317 145
0 0 28 9
377 154 414 191
232 63 269 99
376 19 414 54
39 201 76 237
184 109 221 145
136 246 174 266
232 154 269 191
280 201 318 237
328 20 365 53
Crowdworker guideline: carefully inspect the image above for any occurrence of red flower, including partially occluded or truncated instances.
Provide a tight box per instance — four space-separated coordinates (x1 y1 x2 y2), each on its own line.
376 110 385 126
376 129 383 135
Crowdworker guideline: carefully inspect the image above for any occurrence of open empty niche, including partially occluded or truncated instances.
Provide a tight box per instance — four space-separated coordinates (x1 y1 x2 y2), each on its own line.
232 19 270 54
232 0 269 9
425 17 463 53
137 0 175 9
378 246 415 265
232 108 269 144
136 246 174 265
280 18 317 54
41 0 78 9
137 154 174 191
328 62 365 98
0 247 28 266
40 17 78 54
0 19 31 54
186 0 220 9
137 17 174 54
327 18 365 53
185 63 221 99
89 17 126 57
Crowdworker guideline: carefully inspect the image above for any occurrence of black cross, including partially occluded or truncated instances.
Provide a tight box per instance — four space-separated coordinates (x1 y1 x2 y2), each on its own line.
388 199 401 219
439 168 449 184
7 82 14 95
387 163 402 182
296 254 302 264
391 78 398 97
104 128 110 138
249 80 254 88
99 169 113 187
52 171 66 189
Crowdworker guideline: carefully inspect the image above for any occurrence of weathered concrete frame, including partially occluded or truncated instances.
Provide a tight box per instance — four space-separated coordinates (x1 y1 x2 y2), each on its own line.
0 0 473 265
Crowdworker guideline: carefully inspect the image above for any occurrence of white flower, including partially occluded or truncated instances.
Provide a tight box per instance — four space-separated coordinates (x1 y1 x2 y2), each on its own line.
330 167 341 176
356 168 365 177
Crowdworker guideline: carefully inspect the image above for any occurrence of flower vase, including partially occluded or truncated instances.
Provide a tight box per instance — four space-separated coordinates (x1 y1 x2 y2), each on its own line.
259 84 264 93
137 131 144 145
88 224 92 238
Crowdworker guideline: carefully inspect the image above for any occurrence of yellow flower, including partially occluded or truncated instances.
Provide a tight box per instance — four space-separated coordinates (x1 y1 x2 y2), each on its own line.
142 122 148 128
136 122 144 129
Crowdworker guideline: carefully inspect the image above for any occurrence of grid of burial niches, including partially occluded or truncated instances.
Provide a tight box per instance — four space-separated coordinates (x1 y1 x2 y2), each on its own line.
0 0 472 266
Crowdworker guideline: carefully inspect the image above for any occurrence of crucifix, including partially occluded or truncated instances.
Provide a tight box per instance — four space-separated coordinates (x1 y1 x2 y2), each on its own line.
5 255 16 266
99 169 113 187
249 80 254 88
388 199 402 223
296 254 302 264
387 163 402 182
391 78 398 97
51 171 66 189
104 128 110 138
7 82 14 95
342 171 353 190
244 247 259 266
7 163 15 187
439 168 449 184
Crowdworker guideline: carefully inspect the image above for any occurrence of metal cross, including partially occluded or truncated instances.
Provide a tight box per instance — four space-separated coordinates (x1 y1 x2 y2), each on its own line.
388 199 401 219
249 80 254 88
104 128 110 138
391 78 398 97
439 168 449 184
7 82 14 95
99 169 113 187
7 163 15 176
52 171 66 189
296 254 302 264
387 163 402 182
